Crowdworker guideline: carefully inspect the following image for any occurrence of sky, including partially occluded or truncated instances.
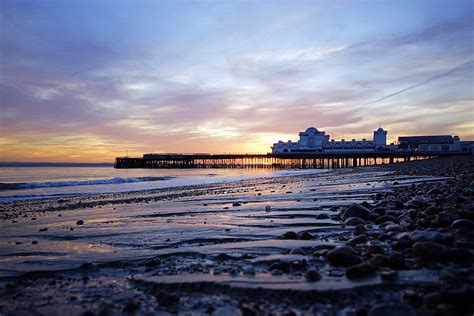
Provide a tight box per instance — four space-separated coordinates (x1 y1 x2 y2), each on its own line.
0 0 473 162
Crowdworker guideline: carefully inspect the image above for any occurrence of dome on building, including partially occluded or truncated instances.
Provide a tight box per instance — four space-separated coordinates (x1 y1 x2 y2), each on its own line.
305 127 319 134
377 127 385 132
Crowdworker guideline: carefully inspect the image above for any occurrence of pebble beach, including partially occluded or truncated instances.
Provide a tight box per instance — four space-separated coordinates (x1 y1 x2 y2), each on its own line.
0 156 473 315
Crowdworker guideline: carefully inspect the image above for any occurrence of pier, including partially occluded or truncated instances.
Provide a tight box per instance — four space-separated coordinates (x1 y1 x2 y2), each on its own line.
114 152 469 169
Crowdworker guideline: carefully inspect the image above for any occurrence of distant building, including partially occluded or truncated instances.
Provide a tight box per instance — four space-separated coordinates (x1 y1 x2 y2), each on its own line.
397 135 460 152
460 141 474 153
271 127 390 154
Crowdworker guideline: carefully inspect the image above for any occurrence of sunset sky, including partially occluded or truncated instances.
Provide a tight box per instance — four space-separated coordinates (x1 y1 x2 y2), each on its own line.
1 0 473 162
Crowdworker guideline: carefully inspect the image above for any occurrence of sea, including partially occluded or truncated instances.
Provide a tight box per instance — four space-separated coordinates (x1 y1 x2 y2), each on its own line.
0 165 326 202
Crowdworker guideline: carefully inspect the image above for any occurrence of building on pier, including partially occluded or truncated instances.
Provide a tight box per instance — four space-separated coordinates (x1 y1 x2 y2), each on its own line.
271 127 390 154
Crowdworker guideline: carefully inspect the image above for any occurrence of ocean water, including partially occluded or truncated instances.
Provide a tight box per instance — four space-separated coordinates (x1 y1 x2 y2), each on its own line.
0 166 327 202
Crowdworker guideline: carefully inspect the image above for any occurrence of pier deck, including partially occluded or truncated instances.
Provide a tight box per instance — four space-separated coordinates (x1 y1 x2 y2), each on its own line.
114 152 470 169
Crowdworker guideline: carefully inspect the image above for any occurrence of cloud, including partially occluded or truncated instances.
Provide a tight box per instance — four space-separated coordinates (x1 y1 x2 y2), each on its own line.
363 60 474 106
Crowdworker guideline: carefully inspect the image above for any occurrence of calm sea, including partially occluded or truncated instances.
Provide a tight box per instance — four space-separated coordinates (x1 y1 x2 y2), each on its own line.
0 166 326 202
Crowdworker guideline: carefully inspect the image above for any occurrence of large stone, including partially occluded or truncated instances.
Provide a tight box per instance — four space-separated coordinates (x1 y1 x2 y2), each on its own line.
412 242 447 261
340 203 370 220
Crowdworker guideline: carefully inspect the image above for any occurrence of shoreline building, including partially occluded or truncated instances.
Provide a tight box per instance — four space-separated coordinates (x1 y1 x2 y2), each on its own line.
397 135 461 152
271 127 394 154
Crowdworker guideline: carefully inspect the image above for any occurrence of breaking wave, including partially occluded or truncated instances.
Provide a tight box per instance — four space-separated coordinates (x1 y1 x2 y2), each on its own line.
0 176 175 191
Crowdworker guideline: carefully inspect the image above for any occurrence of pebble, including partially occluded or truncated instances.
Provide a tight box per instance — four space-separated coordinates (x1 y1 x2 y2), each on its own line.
438 268 458 282
451 219 474 229
271 269 284 276
448 248 472 263
384 223 402 232
409 231 452 244
340 203 370 220
144 258 161 268
422 292 443 306
155 291 180 307
289 248 305 255
427 187 441 195
369 254 387 270
240 302 261 315
270 261 290 273
344 217 365 225
354 224 366 235
265 205 271 212
326 246 361 267
375 215 397 225
410 196 426 206
367 244 385 254
281 231 298 240
387 199 404 210
229 267 240 276
368 303 416 316
123 300 140 313
243 267 256 276
348 234 367 245
299 231 316 240
412 242 447 261
346 262 375 279
387 252 406 269
380 269 398 282
76 220 84 225
305 269 322 282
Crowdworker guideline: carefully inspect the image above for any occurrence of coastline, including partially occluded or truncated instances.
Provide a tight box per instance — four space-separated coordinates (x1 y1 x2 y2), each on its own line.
0 156 472 315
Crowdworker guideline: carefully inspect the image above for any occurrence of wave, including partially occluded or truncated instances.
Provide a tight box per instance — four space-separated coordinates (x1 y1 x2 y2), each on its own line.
0 176 174 191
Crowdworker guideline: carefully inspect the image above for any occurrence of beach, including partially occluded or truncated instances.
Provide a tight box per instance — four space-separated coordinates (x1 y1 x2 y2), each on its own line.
0 156 473 315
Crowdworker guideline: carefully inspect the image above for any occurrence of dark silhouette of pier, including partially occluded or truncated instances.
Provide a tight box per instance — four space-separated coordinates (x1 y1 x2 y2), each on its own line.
114 152 470 169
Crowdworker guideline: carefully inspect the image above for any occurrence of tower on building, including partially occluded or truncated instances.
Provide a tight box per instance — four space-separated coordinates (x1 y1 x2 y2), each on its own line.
374 127 387 147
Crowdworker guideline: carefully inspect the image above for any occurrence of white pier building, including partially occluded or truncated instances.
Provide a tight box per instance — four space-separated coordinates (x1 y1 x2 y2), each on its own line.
271 127 389 154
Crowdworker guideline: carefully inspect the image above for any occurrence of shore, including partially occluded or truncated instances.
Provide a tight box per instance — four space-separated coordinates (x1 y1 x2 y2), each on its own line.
0 156 473 315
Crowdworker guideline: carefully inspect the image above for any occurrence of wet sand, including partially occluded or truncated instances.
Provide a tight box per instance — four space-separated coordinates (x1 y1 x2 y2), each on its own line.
0 156 473 315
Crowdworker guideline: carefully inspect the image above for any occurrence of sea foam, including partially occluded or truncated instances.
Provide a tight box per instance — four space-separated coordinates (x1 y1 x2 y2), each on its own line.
0 176 174 191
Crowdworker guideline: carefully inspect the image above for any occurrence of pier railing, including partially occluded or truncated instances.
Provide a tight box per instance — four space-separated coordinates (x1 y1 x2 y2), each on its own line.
114 151 470 169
